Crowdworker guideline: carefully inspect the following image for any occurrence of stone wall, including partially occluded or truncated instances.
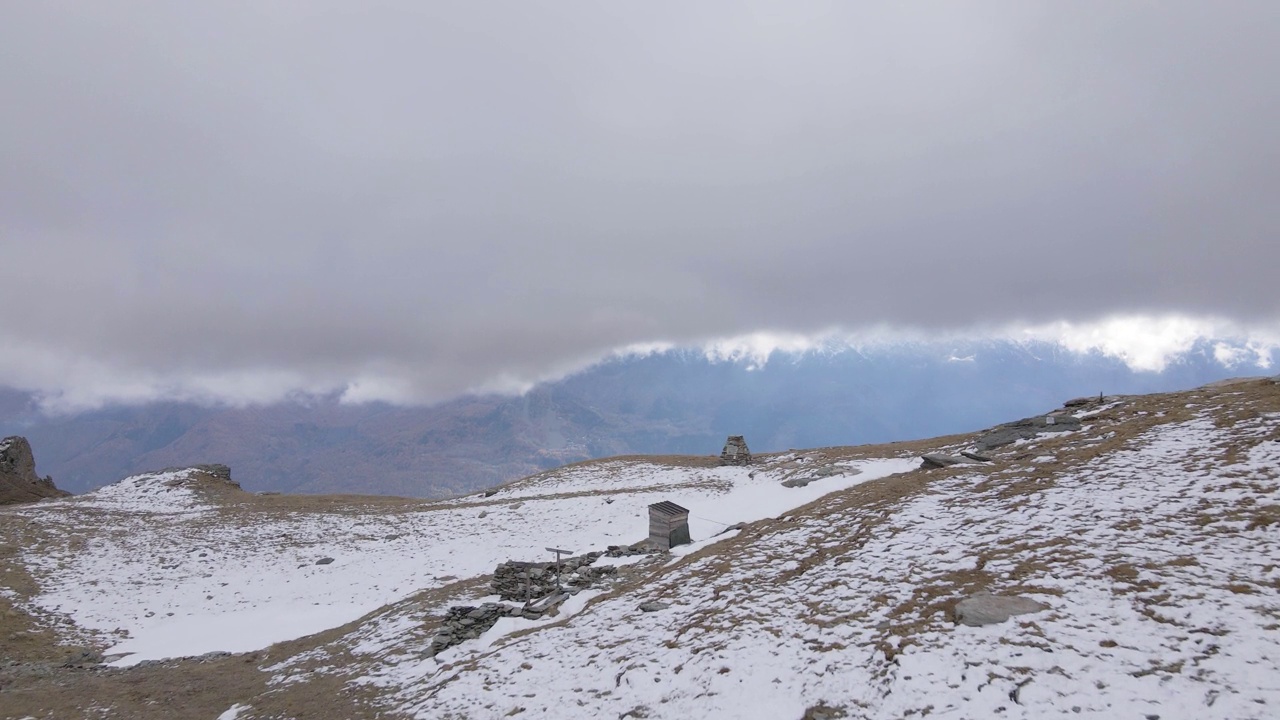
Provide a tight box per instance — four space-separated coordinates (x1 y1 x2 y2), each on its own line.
490 551 616 602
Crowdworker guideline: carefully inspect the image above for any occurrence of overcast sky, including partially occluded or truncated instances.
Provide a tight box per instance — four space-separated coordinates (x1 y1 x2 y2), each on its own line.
2 2 1278 408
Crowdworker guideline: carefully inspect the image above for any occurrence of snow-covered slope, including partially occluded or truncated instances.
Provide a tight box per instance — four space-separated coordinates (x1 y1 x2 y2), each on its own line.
3 379 1278 719
4 449 916 667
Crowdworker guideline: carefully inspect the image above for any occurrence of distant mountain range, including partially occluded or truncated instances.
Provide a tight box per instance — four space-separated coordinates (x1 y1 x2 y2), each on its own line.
1 338 1274 497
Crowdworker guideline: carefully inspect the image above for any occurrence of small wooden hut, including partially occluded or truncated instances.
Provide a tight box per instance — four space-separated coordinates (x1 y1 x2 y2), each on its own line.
648 500 691 550
720 435 752 466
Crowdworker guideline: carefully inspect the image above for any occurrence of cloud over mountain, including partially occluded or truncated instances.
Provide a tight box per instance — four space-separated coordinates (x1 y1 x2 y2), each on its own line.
2 3 1277 407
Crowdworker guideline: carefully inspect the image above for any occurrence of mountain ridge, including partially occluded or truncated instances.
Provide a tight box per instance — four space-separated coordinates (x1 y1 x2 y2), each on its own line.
0 338 1273 498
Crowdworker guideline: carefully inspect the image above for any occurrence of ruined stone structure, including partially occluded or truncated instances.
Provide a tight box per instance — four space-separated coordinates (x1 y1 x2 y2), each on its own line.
719 435 752 466
490 552 617 602
432 551 626 655
648 500 691 550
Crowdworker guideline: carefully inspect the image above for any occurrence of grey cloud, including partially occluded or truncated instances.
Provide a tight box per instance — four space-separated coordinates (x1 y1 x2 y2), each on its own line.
2 1 1277 405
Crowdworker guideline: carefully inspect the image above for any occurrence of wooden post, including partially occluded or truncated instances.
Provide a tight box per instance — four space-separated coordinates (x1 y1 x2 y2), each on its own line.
546 547 573 590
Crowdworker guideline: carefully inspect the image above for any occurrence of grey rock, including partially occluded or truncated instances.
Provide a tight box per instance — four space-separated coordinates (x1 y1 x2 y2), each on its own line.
638 601 670 612
315 557 335 565
478 510 488 518
959 450 992 462
781 477 814 488
919 454 973 469
954 593 1049 626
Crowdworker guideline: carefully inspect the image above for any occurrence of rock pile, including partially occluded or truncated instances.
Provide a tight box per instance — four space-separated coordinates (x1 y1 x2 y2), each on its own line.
605 545 659 558
0 436 69 506
430 603 530 655
491 552 617 602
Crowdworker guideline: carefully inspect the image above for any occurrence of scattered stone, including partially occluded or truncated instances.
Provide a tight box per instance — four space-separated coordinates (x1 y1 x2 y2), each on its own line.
315 557 335 565
478 510 488 518
638 601 670 612
719 435 752 466
919 454 974 469
954 593 1049 626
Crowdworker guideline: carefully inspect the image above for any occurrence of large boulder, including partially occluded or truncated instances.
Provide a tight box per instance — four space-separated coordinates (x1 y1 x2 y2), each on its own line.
0 436 69 505
954 593 1049 626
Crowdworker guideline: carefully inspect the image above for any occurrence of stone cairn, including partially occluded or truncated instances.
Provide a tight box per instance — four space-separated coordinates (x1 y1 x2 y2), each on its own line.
430 550 628 656
720 435 752 466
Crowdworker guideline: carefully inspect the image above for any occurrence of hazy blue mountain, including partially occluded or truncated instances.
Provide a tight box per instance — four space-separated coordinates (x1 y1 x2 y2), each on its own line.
1 339 1272 497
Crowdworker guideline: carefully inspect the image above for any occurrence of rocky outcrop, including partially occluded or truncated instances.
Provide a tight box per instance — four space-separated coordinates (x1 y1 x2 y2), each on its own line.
954 593 1048 626
975 414 1082 451
783 465 858 487
0 436 69 505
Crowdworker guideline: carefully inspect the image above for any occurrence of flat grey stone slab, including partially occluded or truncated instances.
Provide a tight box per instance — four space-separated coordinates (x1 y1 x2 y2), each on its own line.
954 594 1048 626
920 454 973 469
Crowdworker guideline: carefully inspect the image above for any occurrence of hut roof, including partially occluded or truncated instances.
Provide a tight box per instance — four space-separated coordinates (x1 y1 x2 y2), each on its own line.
648 500 689 517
